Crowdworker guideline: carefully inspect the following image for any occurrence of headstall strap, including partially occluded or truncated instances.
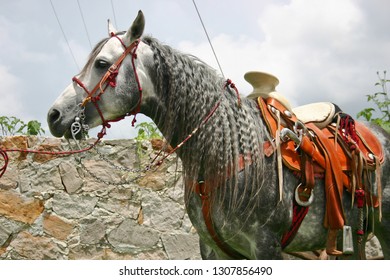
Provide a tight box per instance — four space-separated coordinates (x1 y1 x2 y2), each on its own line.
72 35 143 136
110 32 127 49
0 35 143 179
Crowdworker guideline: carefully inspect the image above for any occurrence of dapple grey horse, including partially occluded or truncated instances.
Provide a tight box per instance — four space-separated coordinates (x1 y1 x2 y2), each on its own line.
47 11 390 259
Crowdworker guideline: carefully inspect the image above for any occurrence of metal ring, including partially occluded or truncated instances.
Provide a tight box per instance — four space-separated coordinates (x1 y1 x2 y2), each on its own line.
294 183 314 207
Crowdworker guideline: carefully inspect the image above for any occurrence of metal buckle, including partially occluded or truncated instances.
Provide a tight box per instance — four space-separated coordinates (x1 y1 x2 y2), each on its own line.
294 183 314 207
280 128 301 150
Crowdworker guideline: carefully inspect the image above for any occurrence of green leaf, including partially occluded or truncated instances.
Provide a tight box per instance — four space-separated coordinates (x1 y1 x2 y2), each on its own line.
27 120 44 136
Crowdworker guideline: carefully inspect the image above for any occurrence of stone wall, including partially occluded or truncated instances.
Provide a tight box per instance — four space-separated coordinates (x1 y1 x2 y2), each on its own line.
0 136 200 260
0 136 383 260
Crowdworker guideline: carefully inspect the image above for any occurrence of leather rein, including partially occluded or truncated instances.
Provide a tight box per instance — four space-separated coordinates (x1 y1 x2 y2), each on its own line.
0 33 142 179
72 34 247 258
1 32 243 259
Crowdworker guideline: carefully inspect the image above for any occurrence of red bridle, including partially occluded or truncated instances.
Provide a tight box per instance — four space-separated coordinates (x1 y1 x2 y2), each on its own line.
72 33 143 138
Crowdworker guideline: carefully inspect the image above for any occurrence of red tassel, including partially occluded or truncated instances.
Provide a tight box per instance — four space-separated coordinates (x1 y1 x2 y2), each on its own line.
107 69 119 88
131 115 137 127
339 113 359 145
356 189 365 208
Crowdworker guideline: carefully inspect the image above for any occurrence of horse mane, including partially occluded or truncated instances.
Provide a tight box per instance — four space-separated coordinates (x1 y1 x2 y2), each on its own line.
142 36 270 217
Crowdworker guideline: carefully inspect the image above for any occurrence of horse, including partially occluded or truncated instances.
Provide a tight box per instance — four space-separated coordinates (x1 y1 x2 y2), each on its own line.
47 11 390 259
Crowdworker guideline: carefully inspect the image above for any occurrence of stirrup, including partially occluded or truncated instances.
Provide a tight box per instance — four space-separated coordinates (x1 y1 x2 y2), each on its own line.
295 183 314 207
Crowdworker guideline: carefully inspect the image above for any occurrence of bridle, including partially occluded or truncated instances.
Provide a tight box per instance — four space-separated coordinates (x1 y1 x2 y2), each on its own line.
1 31 245 258
69 32 242 146
1 31 240 177
0 34 144 178
71 33 143 139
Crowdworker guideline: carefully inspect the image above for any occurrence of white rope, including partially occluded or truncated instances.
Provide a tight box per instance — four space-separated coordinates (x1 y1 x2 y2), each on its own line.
49 0 80 70
77 0 93 49
110 0 119 29
192 0 225 79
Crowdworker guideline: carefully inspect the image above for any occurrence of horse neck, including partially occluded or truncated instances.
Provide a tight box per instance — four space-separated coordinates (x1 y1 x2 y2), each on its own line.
140 37 223 145
141 37 268 184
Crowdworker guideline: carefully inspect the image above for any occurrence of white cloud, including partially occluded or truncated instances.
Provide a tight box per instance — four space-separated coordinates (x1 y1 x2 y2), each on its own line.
259 0 363 47
178 0 390 116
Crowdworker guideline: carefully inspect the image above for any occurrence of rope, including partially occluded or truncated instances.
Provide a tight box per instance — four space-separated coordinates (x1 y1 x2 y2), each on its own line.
0 129 105 179
0 148 9 178
152 100 221 168
150 79 239 167
110 0 119 29
49 0 80 70
76 0 92 49
192 0 225 78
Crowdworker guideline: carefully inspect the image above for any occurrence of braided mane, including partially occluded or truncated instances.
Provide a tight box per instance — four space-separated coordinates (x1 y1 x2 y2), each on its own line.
142 36 271 215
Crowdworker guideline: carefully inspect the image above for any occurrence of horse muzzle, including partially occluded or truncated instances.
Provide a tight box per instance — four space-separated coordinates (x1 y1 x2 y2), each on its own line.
47 106 83 139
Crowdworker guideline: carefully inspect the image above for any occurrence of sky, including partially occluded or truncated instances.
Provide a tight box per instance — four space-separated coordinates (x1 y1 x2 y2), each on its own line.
1 0 390 139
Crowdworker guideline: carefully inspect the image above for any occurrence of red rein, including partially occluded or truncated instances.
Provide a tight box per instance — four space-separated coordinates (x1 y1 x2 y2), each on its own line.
1 33 241 179
0 34 143 178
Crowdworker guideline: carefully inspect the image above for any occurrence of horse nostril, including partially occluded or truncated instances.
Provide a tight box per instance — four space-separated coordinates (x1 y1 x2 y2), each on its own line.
48 108 61 125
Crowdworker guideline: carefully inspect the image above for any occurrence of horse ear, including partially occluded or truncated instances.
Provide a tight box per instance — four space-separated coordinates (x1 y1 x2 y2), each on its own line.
107 19 117 36
123 10 145 45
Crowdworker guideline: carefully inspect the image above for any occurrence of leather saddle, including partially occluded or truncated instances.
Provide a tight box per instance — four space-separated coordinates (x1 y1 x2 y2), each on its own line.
257 97 385 253
259 98 384 175
246 71 385 250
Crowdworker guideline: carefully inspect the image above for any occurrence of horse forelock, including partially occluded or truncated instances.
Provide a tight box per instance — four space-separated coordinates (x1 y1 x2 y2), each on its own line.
142 36 270 217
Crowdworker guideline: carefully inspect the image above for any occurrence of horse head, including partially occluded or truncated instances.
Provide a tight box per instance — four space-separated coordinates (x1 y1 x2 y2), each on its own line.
47 11 152 139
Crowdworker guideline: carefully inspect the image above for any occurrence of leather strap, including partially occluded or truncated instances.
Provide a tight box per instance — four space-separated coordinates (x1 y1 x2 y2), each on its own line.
296 153 315 202
307 123 346 229
196 181 246 259
192 154 248 259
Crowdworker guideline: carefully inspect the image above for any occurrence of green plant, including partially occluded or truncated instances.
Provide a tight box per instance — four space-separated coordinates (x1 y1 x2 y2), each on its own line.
134 122 162 141
26 120 45 136
0 116 45 136
357 71 390 133
133 122 162 159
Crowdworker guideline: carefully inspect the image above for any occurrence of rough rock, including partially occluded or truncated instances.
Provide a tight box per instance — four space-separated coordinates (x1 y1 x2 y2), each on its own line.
79 218 106 244
161 233 201 260
32 143 61 163
0 226 11 247
0 166 18 190
107 219 160 252
0 136 28 160
138 171 166 190
0 137 199 260
10 231 64 259
0 189 44 224
58 162 83 193
141 189 186 231
51 193 98 219
43 213 74 241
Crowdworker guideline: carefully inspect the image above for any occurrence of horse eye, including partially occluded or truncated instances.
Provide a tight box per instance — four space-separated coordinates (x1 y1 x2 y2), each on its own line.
95 59 110 69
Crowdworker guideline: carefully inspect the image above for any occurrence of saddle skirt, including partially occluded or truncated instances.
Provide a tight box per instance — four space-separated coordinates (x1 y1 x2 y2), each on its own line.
281 120 384 173
258 97 384 196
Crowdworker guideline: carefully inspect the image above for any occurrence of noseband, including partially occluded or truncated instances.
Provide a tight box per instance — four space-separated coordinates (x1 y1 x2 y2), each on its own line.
72 33 143 138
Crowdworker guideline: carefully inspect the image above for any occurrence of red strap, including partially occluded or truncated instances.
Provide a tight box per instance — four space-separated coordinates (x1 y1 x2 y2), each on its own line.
281 201 309 249
72 37 143 133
